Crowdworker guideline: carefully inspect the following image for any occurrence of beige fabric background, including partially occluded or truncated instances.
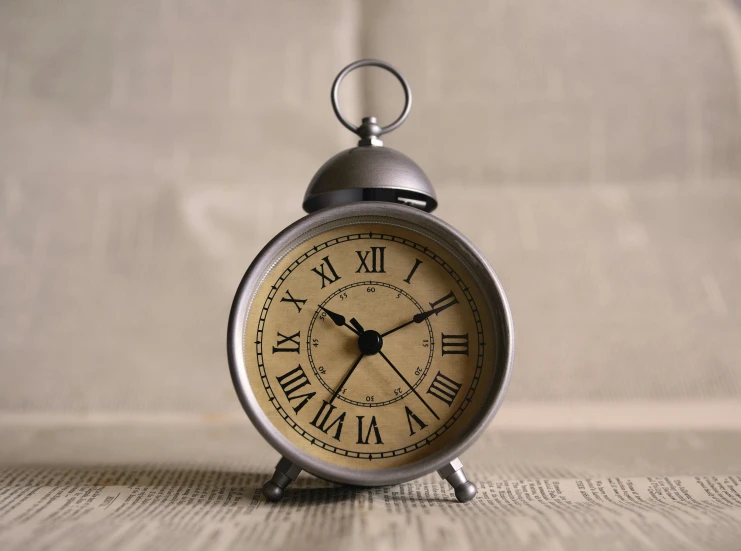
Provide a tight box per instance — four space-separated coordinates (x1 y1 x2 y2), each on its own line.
1 0 740 414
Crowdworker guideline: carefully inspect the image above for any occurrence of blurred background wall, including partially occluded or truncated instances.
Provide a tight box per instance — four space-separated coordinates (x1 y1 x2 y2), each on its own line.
1 0 740 415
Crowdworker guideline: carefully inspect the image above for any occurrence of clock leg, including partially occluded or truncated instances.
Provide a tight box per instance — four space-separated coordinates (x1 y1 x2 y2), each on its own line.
437 458 477 502
262 456 302 502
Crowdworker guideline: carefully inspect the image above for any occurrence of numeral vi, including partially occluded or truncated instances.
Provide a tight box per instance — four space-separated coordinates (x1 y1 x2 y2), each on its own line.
356 415 383 444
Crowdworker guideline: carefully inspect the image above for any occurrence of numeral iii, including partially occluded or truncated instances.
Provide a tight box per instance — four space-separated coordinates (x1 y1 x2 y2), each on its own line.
440 333 469 356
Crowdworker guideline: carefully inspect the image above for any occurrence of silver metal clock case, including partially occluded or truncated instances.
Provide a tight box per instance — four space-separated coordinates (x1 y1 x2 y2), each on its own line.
260 60 485 503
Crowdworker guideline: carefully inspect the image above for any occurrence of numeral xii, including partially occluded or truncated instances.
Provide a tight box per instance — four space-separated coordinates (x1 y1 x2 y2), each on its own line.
441 333 469 356
356 247 385 273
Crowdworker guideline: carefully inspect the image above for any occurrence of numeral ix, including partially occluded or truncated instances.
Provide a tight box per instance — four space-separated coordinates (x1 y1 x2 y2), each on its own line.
273 331 300 354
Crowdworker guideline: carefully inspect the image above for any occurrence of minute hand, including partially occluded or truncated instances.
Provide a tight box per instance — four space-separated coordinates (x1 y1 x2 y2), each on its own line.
380 305 448 338
377 350 439 420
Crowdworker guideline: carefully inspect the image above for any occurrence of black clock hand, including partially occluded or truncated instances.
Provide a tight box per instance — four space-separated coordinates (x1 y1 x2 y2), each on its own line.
379 305 448 338
377 350 440 420
329 351 365 404
318 305 361 336
349 317 365 334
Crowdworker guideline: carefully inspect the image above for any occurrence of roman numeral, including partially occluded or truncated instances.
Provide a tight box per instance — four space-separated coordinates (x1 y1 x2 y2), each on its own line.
429 291 459 315
272 331 300 354
356 247 386 273
275 365 316 413
403 259 423 284
310 400 346 441
356 416 383 445
426 371 462 407
280 290 307 313
404 406 427 436
311 256 341 288
441 333 469 356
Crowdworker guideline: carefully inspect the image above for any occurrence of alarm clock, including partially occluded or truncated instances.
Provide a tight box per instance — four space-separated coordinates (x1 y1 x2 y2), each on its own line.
228 60 513 502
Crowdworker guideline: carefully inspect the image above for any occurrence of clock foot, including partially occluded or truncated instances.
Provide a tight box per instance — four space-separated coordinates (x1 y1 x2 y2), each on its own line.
438 458 477 503
262 456 302 502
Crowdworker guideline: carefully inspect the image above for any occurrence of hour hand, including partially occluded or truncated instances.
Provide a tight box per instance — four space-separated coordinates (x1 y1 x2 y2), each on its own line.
349 317 365 334
318 305 361 335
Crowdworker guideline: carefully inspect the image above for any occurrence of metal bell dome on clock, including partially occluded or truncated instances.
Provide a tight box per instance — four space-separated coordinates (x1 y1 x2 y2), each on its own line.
302 60 438 214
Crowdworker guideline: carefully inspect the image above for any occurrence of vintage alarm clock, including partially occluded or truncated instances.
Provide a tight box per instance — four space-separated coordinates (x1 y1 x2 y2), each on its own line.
228 60 513 502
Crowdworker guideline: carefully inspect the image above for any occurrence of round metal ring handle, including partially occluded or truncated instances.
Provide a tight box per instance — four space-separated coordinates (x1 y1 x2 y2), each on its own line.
331 59 412 137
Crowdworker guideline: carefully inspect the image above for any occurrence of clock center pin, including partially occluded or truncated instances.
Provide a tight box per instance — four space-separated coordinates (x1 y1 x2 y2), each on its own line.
357 329 383 356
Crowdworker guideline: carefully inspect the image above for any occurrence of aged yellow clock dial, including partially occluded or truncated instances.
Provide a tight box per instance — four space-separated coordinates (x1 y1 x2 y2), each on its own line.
243 223 496 469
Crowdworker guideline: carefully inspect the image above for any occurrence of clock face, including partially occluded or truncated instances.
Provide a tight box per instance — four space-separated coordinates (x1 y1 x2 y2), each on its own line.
241 220 503 470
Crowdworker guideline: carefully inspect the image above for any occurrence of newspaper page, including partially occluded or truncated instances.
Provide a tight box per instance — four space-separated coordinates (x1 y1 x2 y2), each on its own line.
1 468 740 551
1 423 741 551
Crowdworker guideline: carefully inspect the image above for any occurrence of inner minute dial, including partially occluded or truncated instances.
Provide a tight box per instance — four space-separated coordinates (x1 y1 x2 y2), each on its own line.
306 281 434 407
